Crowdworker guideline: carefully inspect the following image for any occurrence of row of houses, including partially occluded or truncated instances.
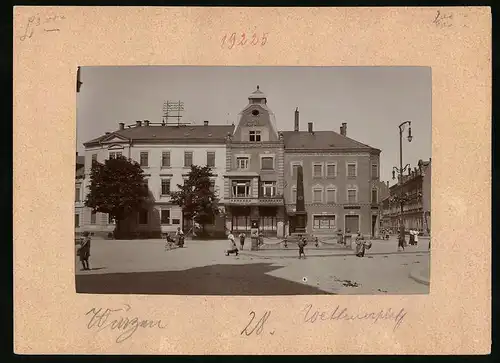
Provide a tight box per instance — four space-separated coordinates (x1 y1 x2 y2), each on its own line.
379 159 432 235
75 86 390 238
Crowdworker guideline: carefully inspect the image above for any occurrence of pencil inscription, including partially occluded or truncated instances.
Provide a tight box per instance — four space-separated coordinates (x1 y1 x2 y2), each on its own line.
19 14 65 41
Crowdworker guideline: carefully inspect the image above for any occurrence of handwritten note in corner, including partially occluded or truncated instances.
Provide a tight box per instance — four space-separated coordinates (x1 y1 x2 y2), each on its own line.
19 14 66 42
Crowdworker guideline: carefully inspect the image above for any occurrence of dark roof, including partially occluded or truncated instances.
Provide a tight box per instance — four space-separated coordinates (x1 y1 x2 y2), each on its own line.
282 131 379 152
84 124 235 146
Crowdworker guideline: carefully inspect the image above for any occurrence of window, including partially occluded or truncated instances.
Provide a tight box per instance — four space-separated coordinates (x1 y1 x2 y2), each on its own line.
261 181 276 197
371 163 378 178
261 157 274 170
161 209 171 225
347 188 357 203
249 130 261 142
161 179 171 195
313 215 336 229
75 214 80 227
75 187 80 202
291 187 297 203
347 163 357 178
313 163 323 178
162 151 171 167
313 188 323 203
90 211 96 224
207 152 216 167
326 163 337 178
291 163 301 178
184 151 193 167
210 179 216 193
138 209 148 225
232 180 251 198
109 151 122 159
140 152 149 167
371 188 378 204
91 154 97 164
172 219 180 225
326 188 337 203
236 157 249 170
108 214 114 224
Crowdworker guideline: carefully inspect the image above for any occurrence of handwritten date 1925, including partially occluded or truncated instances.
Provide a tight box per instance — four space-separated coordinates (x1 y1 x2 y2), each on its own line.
221 32 268 49
241 311 273 336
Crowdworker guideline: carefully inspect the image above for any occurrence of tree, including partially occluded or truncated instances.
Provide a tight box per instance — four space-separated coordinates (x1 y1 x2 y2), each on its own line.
84 156 150 239
170 165 221 236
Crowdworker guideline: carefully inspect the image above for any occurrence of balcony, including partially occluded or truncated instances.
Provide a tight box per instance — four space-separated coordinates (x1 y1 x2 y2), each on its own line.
226 195 284 206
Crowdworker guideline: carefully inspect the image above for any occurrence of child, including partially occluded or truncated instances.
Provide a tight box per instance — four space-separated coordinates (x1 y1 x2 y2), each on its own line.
226 231 239 256
239 232 246 250
78 231 91 270
298 235 307 259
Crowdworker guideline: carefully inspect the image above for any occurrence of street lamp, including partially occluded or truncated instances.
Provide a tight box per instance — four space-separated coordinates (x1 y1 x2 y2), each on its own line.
391 121 413 248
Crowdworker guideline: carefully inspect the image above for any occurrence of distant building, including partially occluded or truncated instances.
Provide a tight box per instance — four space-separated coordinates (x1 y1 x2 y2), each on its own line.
78 121 232 237
381 159 431 235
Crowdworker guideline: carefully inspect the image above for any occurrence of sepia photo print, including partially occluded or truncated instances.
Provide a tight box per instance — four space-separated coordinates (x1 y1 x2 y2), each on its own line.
75 66 431 295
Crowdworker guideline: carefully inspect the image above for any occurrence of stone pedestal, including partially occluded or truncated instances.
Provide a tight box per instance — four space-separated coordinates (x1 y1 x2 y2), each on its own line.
250 225 259 251
294 212 307 234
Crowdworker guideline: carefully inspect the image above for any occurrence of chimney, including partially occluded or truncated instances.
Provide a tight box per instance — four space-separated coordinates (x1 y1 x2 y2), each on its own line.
308 122 313 133
204 120 209 126
341 122 347 136
136 120 142 127
119 122 125 130
386 181 389 188
294 108 299 132
105 132 110 135
144 120 150 127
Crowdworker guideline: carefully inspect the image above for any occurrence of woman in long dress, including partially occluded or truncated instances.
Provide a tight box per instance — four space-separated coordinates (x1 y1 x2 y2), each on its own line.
78 231 91 270
354 232 365 257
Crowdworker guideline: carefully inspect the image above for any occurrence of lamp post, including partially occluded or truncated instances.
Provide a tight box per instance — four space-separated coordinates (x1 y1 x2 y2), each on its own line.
392 121 413 249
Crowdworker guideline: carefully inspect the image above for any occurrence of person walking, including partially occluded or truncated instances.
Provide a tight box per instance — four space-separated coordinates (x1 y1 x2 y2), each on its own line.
398 230 406 251
239 232 246 250
176 227 185 247
258 230 264 247
226 231 239 256
354 232 365 257
78 231 92 271
297 235 307 259
413 230 419 246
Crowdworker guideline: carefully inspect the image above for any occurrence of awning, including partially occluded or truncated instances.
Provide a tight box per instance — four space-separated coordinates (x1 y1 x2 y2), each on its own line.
259 174 277 182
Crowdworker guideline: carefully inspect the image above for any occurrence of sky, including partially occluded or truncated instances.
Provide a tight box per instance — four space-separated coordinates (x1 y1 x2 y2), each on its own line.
76 66 431 184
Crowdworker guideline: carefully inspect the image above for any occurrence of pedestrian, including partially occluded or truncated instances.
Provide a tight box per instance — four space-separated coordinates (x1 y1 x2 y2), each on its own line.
258 230 264 246
297 235 307 259
176 227 185 247
355 232 365 257
413 230 419 246
409 229 415 245
226 231 239 256
239 232 246 250
398 231 405 251
78 231 92 271
283 235 288 248
337 229 344 245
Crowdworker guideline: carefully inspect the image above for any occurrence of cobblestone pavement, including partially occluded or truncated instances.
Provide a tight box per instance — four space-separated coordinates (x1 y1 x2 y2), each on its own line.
75 237 430 295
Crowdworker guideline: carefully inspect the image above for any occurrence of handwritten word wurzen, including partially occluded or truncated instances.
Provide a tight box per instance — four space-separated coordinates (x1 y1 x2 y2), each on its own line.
241 311 273 336
221 32 268 49
303 304 407 332
19 14 66 41
85 304 167 343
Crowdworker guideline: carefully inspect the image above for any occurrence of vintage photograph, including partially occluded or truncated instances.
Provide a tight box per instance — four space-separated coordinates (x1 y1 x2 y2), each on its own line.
75 66 431 295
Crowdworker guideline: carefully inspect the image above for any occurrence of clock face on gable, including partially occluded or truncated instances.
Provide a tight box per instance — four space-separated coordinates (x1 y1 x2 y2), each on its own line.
251 109 260 116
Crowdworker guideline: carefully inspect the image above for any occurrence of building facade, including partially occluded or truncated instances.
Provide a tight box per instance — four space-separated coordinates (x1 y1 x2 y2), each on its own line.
77 121 233 237
223 87 286 236
76 86 385 239
282 117 382 237
380 159 431 235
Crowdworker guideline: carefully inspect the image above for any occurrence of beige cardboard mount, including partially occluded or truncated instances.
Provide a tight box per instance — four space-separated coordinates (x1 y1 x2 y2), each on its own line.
13 6 491 354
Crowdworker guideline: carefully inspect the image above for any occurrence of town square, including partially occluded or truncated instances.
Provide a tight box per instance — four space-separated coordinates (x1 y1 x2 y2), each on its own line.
75 66 431 295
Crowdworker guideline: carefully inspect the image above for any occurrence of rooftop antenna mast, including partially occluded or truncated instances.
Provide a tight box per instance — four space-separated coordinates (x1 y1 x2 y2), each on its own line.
162 100 187 126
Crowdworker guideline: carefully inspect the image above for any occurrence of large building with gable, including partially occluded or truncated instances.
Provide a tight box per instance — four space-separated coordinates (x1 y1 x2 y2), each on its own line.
76 86 383 238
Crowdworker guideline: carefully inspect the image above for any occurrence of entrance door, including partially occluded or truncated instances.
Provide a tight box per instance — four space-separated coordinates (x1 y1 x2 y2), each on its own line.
371 215 377 237
345 215 360 233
